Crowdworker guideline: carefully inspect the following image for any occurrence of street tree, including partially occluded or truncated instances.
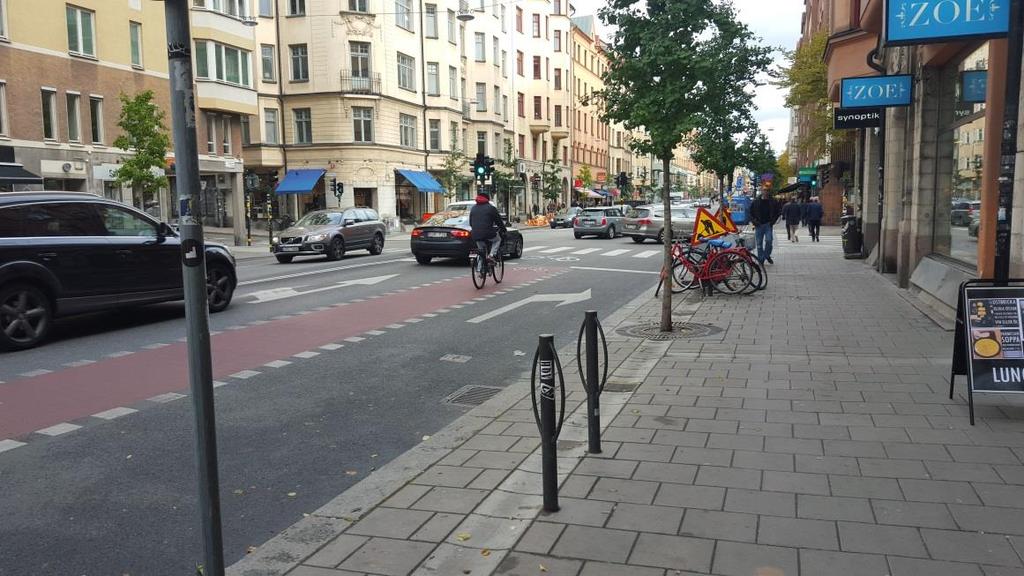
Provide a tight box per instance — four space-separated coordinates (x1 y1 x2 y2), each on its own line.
112 90 170 210
438 148 469 202
773 30 831 161
739 129 778 187
541 155 562 207
775 150 796 188
492 140 520 215
576 164 594 203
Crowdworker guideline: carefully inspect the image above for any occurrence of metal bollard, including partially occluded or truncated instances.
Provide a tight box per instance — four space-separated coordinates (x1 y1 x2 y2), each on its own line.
531 334 565 512
576 310 608 454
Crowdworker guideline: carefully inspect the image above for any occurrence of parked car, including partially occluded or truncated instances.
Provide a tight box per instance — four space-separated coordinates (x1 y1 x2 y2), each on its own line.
573 207 626 239
969 213 981 238
550 206 583 228
0 192 237 350
410 205 524 264
622 205 697 243
272 207 386 263
951 200 980 226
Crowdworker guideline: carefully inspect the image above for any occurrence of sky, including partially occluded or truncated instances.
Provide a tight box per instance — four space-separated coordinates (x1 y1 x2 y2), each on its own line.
572 0 805 155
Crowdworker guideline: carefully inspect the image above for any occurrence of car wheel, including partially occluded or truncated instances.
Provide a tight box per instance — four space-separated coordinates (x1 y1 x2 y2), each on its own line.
415 255 433 265
574 232 582 239
510 238 524 259
631 236 645 244
206 263 234 313
657 229 665 244
606 226 616 239
326 237 345 261
368 233 384 255
275 255 294 264
0 283 52 350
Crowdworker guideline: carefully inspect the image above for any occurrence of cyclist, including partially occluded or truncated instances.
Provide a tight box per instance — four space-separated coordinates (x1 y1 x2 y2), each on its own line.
469 190 506 272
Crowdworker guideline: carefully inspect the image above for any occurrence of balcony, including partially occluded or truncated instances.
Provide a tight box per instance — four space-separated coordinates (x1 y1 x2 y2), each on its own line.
530 115 550 135
340 72 382 95
462 100 471 116
195 79 257 115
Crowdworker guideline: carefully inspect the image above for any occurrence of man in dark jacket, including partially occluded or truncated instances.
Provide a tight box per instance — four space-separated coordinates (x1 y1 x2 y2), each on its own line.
749 191 780 264
469 190 507 265
781 199 804 243
804 196 824 242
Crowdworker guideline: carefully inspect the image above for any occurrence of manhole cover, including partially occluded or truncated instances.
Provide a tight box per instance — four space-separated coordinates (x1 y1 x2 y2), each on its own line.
616 322 722 340
444 385 503 407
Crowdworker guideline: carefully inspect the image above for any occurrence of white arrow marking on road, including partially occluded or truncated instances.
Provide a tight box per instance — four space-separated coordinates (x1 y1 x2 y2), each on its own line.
466 289 591 324
244 274 399 303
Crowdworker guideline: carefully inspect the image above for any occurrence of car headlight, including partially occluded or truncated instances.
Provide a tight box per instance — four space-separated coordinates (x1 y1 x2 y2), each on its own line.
271 236 280 244
307 233 329 242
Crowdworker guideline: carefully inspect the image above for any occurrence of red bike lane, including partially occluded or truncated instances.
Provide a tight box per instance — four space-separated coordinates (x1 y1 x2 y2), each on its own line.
0 267 554 441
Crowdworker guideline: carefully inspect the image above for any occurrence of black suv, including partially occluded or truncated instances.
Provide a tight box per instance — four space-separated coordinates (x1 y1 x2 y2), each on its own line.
0 192 237 350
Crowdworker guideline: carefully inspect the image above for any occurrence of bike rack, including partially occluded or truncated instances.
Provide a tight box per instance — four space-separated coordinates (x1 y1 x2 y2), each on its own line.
576 311 608 454
531 334 566 512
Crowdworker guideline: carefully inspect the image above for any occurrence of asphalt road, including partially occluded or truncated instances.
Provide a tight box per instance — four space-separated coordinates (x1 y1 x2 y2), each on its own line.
0 226 666 576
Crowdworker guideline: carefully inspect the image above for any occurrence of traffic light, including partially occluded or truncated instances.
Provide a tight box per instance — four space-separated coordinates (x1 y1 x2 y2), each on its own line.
615 171 628 189
820 165 831 188
329 177 338 195
472 153 487 180
485 155 495 178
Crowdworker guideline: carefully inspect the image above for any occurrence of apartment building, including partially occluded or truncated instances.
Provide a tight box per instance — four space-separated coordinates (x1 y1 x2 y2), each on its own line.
569 15 607 197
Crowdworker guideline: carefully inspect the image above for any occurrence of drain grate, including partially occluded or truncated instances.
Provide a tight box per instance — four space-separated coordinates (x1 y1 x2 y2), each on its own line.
616 322 723 340
444 385 503 407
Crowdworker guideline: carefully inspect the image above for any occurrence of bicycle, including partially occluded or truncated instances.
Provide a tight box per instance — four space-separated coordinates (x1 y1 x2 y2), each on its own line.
666 237 757 295
470 241 504 289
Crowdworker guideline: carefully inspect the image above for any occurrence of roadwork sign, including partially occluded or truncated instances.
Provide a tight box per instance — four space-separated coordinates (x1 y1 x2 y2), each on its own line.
691 207 729 245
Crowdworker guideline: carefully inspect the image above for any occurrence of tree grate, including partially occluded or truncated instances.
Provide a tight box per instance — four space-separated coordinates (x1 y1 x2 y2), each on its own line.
616 322 723 340
444 385 503 407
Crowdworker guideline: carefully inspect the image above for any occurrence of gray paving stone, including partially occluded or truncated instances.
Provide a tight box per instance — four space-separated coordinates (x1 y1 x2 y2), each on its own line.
712 541 798 576
629 533 715 573
539 497 614 527
858 457 931 479
758 515 838 550
414 465 483 488
631 461 697 484
579 562 665 576
765 437 823 455
587 477 659 505
706 432 765 451
824 439 887 458
383 484 432 508
468 469 512 490
338 538 435 575
798 494 875 522
606 503 684 534
973 483 1024 508
550 525 636 564
796 424 851 440
560 474 597 498
685 418 741 434
796 454 861 475
679 509 757 542
949 503 1024 536
995 464 1024 484
347 508 434 539
946 445 1022 464
614 442 675 462
695 465 762 489
898 479 981 504
494 552 582 576
654 483 726 510
515 521 564 554
922 528 1023 567
838 522 928 557
651 429 709 448
738 421 793 438
412 487 490 513
410 512 464 542
830 475 903 499
849 426 911 442
871 499 957 528
732 450 794 472
800 549 890 576
304 534 370 568
574 458 638 479
601 427 656 443
888 557 984 576
762 470 831 495
462 450 528 470
464 434 520 451
884 442 953 461
926 461 1004 483
673 447 733 466
288 567 363 576
724 488 795 517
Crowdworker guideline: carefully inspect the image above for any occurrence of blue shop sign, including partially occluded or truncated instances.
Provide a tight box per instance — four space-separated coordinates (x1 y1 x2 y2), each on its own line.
961 69 988 103
886 0 1010 45
841 75 913 108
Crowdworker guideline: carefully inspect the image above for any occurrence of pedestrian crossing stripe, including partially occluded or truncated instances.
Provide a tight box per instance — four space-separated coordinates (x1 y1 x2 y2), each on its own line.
572 248 601 255
632 250 660 258
521 246 547 252
691 207 729 245
714 206 739 233
602 249 629 256
539 246 573 253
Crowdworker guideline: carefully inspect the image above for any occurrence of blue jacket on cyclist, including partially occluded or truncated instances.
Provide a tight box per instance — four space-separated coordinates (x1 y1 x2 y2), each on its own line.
469 192 506 241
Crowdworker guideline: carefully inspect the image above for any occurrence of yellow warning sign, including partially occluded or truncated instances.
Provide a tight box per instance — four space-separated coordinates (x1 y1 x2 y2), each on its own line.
691 207 729 245
715 206 739 233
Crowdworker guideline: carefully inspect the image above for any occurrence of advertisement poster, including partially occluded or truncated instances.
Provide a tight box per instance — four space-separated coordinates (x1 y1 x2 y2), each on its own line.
965 287 1024 393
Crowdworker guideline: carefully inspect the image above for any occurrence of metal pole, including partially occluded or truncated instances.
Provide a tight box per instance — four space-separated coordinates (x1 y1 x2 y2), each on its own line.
995 0 1022 283
162 2 225 574
584 311 601 454
538 334 559 512
244 192 252 246
876 110 886 274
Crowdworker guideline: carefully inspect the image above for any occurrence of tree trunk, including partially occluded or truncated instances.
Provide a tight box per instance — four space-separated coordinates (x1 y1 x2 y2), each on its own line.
718 175 725 204
726 173 733 203
660 155 673 333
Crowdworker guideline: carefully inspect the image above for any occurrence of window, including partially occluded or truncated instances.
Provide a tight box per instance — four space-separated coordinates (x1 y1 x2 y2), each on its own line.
448 66 458 100
554 105 562 127
350 41 370 89
450 121 458 151
532 14 541 37
66 93 80 142
554 31 561 52
353 107 373 142
0 0 6 39
66 5 95 57
99 205 158 236
293 108 311 144
476 131 486 154
515 7 522 32
206 113 216 153
554 0 561 14
517 92 524 117
399 113 416 147
502 50 508 78
261 44 276 81
349 0 367 11
493 86 500 115
501 5 506 32
502 95 508 121
516 51 523 76
429 119 440 151
427 62 439 96
240 115 251 145
397 52 415 91
554 68 561 90
518 134 525 156
222 116 231 154
425 4 438 37
213 44 251 86
263 108 278 144
129 22 143 68
89 96 102 143
289 0 305 15
447 10 456 43
475 83 486 111
533 56 541 79
290 44 308 81
0 83 7 136
474 33 485 62
395 0 413 31
259 0 273 16
41 89 57 140
533 95 542 119
493 36 500 65
195 41 209 77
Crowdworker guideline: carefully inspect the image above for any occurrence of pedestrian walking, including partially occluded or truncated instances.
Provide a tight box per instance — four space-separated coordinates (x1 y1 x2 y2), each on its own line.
804 196 824 242
749 191 780 264
782 199 803 243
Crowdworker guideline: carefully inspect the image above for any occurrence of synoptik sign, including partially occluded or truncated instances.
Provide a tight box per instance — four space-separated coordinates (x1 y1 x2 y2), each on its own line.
841 75 913 109
886 0 1009 45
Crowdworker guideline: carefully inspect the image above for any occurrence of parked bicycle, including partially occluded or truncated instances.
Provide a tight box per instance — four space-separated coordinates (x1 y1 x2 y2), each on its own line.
668 236 762 295
470 244 504 289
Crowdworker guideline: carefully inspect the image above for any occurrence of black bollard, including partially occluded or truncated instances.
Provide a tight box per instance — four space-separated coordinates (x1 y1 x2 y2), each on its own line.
531 334 564 513
584 311 602 453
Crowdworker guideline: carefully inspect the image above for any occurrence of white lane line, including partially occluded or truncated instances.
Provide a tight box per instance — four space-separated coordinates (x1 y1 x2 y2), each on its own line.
65 359 96 368
265 360 293 368
143 342 172 349
436 309 452 314
539 247 573 254
421 313 438 318
633 250 661 259
404 318 423 323
365 330 386 336
344 336 366 343
601 249 630 257
320 343 345 350
449 304 465 309
385 324 405 329
107 351 134 358
148 392 187 404
521 246 548 252
92 407 139 420
213 381 229 388
0 440 27 454
570 266 660 275
230 370 261 379
571 248 601 255
225 326 248 331
20 369 52 378
36 422 83 436
238 257 412 287
294 351 320 359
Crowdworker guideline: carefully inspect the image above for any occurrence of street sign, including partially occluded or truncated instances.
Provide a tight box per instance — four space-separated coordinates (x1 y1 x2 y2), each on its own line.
466 289 591 323
885 0 1010 46
714 206 739 233
841 75 913 108
961 69 988 103
834 107 883 129
691 207 729 245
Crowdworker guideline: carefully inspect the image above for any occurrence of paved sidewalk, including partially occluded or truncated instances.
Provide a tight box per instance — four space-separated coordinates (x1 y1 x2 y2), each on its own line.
230 229 1024 576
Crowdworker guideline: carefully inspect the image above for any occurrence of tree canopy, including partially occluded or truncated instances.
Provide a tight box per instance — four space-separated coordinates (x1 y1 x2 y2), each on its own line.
113 90 170 199
772 30 831 160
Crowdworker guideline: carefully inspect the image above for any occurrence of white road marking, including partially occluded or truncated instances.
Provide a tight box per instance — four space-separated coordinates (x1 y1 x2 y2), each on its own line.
213 381 229 388
601 249 630 257
436 309 452 314
36 422 82 436
521 246 548 252
449 304 465 309
365 330 386 336
320 343 345 350
539 247 573 254
19 369 52 378
265 360 293 368
92 407 138 420
404 318 423 323
148 392 187 404
570 266 660 275
243 274 400 304
225 326 248 331
65 359 96 368
385 324 405 329
633 250 661 259
421 313 438 318
571 248 601 255
229 370 261 379
440 354 472 363
143 342 172 349
107 351 133 358
238 257 411 287
294 351 320 359
467 289 592 324
344 336 366 343
0 440 26 454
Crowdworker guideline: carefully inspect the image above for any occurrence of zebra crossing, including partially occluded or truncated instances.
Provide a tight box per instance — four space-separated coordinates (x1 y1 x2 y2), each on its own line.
521 244 665 258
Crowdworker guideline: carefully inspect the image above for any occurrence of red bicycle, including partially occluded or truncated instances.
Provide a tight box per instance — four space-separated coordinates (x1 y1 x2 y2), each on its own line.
668 237 760 295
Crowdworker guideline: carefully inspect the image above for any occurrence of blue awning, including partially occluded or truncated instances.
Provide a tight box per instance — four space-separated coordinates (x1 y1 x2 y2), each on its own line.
275 168 325 195
396 169 443 193
593 188 610 197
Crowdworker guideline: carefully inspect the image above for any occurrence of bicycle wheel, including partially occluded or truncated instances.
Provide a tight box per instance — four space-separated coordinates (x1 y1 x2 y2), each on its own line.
742 259 762 294
492 255 504 283
708 252 752 295
670 261 697 293
471 254 487 289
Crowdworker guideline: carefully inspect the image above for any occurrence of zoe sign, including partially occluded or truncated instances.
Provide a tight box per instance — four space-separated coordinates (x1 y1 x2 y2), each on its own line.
841 75 914 108
886 0 1009 45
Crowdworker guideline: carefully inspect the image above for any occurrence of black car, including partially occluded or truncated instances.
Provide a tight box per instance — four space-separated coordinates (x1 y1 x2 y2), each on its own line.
410 202 524 264
0 192 237 350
